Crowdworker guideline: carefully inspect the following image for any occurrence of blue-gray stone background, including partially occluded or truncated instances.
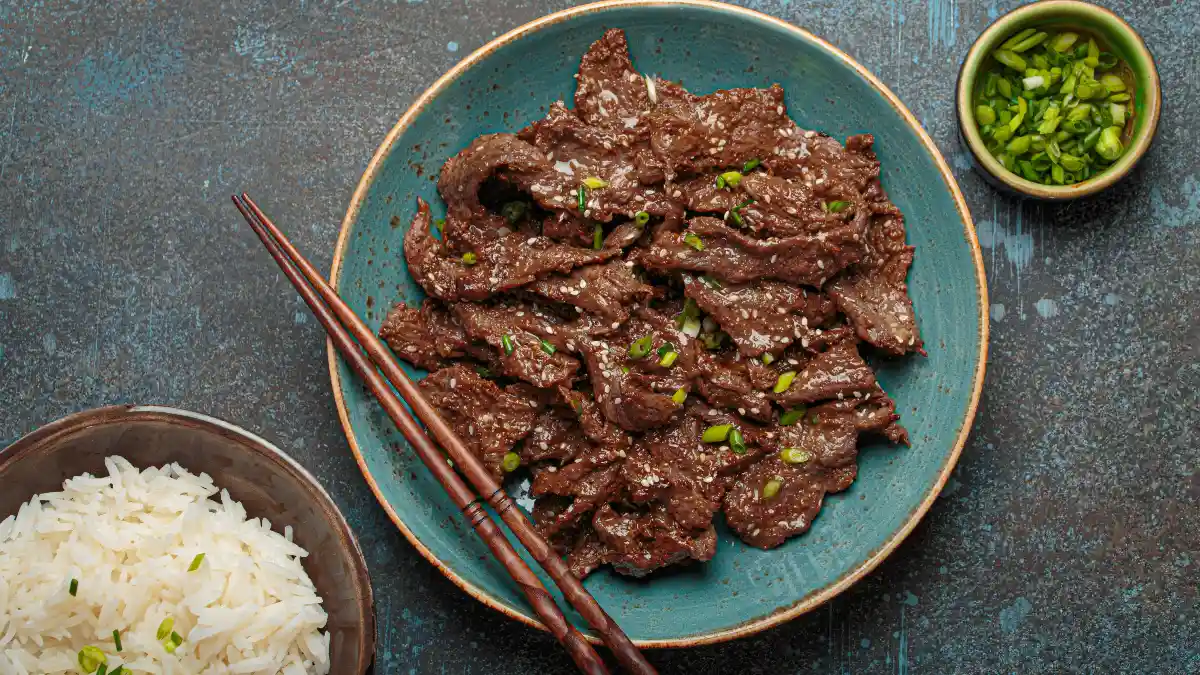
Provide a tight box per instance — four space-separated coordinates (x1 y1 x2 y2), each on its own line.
0 0 1196 672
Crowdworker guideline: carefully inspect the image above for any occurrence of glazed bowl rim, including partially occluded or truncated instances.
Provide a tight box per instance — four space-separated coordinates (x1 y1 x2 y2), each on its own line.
328 0 988 648
955 0 1162 200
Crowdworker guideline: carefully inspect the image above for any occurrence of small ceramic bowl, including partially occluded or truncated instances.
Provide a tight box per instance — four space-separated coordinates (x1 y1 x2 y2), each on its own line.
957 0 1161 200
0 405 376 673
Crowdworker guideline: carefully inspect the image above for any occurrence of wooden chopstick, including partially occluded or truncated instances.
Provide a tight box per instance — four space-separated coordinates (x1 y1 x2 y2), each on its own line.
234 194 656 675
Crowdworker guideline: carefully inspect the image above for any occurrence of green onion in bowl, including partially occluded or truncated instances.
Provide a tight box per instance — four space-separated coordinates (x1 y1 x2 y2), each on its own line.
972 27 1135 186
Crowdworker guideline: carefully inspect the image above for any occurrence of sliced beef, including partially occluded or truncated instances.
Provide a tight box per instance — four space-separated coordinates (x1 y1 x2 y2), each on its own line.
575 307 702 431
379 299 469 371
682 275 838 358
437 134 551 252
517 102 676 221
532 461 624 539
694 352 774 422
770 338 876 407
737 172 866 239
591 503 718 577
418 365 538 478
522 412 589 464
828 213 924 355
405 199 621 302
527 260 654 324
574 28 651 126
632 216 866 287
450 302 580 388
670 174 739 214
646 83 800 177
541 211 595 247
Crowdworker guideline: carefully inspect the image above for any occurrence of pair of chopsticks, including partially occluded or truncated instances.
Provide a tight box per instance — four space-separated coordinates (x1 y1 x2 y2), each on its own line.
232 195 656 675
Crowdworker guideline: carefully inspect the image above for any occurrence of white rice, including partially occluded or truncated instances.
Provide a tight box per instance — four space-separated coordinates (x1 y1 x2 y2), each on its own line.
0 456 331 675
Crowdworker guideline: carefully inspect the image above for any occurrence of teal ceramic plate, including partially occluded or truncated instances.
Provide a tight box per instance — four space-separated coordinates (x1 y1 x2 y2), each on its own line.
329 0 987 647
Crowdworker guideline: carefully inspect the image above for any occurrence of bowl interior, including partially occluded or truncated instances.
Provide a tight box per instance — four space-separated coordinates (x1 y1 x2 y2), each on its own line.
0 406 375 673
332 1 985 645
957 0 1160 198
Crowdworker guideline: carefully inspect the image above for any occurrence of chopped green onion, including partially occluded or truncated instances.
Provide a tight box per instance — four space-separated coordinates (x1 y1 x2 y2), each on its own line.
1109 93 1130 103
582 176 609 189
113 630 123 653
69 578 78 596
1085 37 1100 67
742 158 761 172
762 478 783 500
98 665 108 675
501 201 527 225
1009 31 1048 53
78 646 106 673
975 105 997 125
1000 28 1037 50
109 668 125 675
570 399 583 416
1048 31 1079 53
461 252 477 265
163 631 184 654
699 275 722 289
658 350 678 367
808 413 820 425
634 211 651 227
997 76 1013 99
826 200 851 213
773 371 796 393
593 223 604 250
434 218 445 234
629 335 654 359
539 339 556 355
992 49 1027 72
656 342 675 357
702 424 733 443
501 334 515 356
683 232 704 251
1100 73 1126 93
761 353 775 365
501 452 521 473
475 366 493 378
779 408 807 426
681 316 701 337
577 184 588 211
156 617 174 641
728 428 747 455
719 171 743 188
780 447 813 464
1097 51 1119 69
1007 135 1032 156
1095 126 1124 161
715 174 726 189
671 388 687 405
188 553 205 572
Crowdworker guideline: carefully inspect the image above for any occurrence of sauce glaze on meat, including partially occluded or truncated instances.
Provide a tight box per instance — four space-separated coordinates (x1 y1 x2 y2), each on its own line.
381 29 923 579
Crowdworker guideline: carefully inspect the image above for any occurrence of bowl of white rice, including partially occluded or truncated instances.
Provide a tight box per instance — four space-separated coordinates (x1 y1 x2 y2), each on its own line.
0 405 374 675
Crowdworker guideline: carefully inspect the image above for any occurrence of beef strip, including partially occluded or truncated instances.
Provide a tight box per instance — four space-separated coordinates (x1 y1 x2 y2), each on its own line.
575 307 702 431
527 260 654 324
418 365 539 478
517 102 676 222
737 172 867 239
770 338 877 407
437 133 551 253
405 198 621 302
670 174 739 214
682 275 838 358
591 503 718 577
378 299 469 371
827 213 924 355
694 352 775 422
522 412 589 464
574 28 652 126
645 82 802 177
450 302 581 388
632 216 866 287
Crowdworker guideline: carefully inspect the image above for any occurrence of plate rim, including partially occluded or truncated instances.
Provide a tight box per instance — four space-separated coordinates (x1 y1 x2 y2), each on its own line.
327 0 989 648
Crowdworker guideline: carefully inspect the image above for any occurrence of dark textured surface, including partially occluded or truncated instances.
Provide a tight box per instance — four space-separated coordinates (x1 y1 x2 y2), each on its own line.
0 1 1195 673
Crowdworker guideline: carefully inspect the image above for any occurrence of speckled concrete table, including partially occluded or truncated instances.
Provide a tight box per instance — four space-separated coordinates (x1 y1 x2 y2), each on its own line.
1 0 1196 672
